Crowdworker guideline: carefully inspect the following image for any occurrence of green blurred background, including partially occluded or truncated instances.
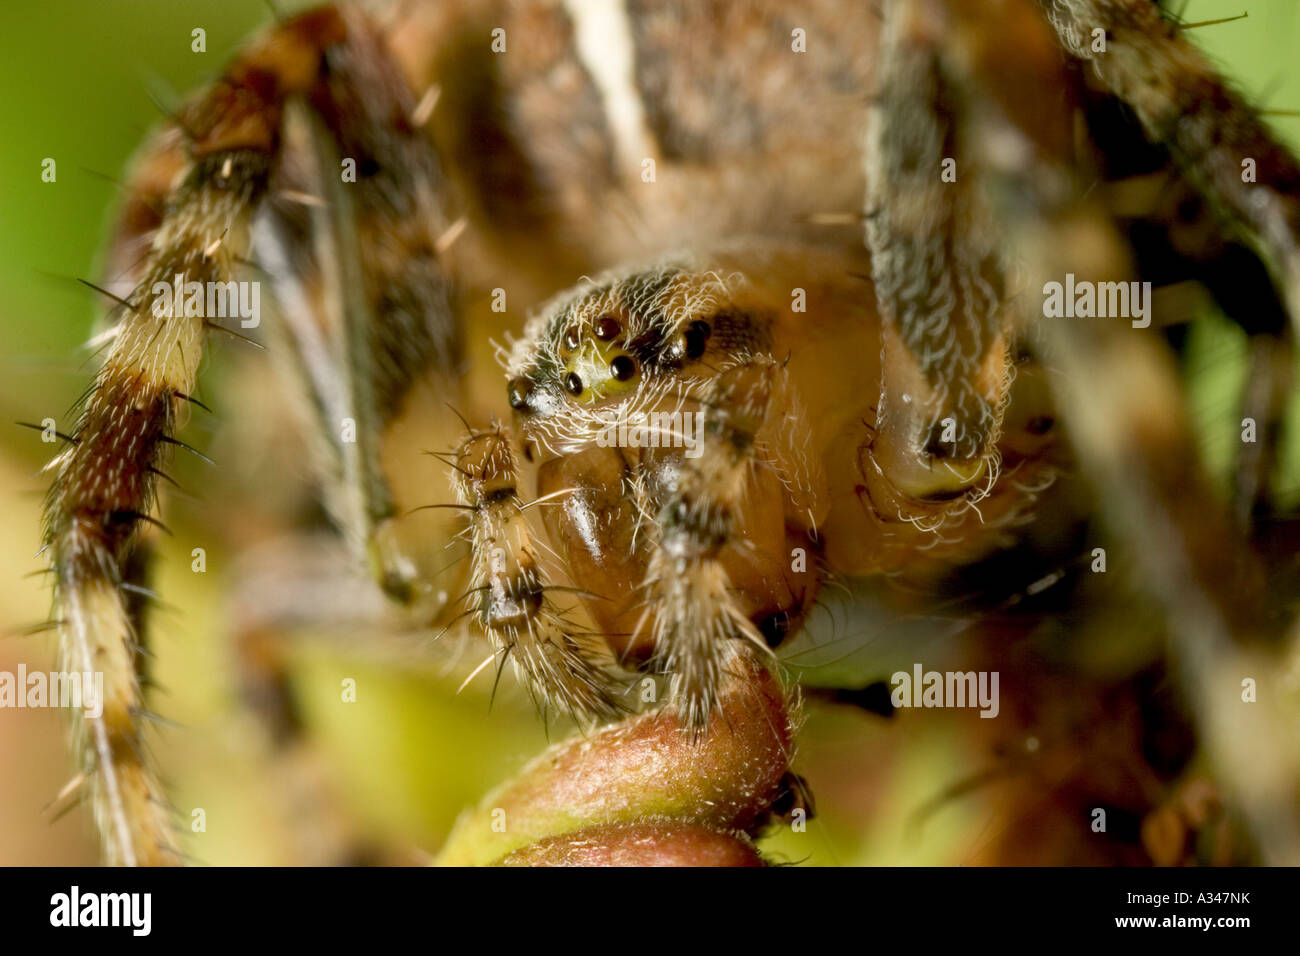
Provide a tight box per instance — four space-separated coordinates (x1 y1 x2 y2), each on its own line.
1 0 1298 866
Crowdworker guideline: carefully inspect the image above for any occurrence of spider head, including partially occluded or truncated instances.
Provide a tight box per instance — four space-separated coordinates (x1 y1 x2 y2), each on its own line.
504 263 732 450
505 319 641 419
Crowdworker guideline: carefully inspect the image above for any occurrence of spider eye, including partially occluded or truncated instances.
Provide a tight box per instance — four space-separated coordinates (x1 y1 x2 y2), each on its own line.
563 327 581 351
610 355 636 381
685 320 711 359
565 372 584 395
595 315 621 341
507 376 533 410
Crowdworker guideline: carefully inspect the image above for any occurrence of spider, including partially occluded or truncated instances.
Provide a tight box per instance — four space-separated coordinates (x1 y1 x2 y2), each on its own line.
34 0 1300 866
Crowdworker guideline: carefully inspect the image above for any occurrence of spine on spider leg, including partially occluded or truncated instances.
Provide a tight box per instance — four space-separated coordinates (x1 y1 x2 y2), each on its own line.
645 360 781 733
451 428 623 719
41 8 350 866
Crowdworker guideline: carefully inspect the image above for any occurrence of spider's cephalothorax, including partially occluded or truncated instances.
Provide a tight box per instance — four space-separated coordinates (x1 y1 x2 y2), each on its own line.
479 244 1055 731
39 0 1300 865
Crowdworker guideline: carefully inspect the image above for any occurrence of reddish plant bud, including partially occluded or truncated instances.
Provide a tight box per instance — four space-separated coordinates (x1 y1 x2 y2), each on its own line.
437 657 794 866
